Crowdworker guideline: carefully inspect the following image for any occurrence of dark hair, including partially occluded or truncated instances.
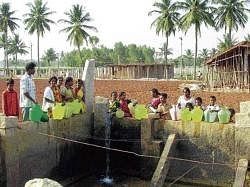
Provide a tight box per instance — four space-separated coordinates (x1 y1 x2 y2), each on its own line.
49 76 57 83
65 77 73 84
25 62 36 71
195 97 202 104
161 93 168 99
185 102 193 109
58 76 63 81
151 88 160 95
183 87 191 94
6 78 14 85
210 95 216 100
119 91 126 97
111 91 118 97
77 79 83 84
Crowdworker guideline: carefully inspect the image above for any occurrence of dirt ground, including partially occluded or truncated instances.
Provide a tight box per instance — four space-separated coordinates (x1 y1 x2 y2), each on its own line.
1 79 250 113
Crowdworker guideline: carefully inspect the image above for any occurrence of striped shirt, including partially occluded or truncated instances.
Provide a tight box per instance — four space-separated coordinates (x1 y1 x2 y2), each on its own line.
20 73 36 107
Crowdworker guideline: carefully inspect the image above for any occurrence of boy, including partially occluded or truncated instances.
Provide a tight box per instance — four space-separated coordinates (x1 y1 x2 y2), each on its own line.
206 96 220 111
157 93 171 119
2 78 19 117
195 97 205 110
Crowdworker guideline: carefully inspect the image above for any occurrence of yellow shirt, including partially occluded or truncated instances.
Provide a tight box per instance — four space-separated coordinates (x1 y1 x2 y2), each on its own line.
157 103 171 119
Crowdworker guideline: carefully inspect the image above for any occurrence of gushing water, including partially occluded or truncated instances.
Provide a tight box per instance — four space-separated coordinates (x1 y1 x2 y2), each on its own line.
100 112 113 185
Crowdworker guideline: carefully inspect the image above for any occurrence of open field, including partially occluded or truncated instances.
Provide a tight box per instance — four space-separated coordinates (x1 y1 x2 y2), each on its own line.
1 79 250 113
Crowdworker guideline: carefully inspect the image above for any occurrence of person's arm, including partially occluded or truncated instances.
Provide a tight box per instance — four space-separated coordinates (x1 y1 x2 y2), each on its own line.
2 92 7 115
15 92 19 117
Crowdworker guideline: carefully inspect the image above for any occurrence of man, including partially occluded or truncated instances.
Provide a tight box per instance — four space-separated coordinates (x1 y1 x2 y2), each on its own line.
20 62 37 121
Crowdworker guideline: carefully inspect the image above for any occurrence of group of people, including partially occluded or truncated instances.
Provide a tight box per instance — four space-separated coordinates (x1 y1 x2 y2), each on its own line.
2 62 85 121
109 86 235 121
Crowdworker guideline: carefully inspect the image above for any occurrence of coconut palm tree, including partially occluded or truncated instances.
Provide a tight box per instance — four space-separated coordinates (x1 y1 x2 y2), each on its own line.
213 0 250 42
217 34 238 52
148 0 179 64
8 34 28 66
199 48 209 61
209 48 217 56
0 3 19 76
89 36 99 48
244 34 250 42
177 0 214 79
23 0 55 76
58 4 97 66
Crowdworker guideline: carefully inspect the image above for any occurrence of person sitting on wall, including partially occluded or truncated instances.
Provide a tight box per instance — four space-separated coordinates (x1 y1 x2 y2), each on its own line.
156 93 171 120
2 78 19 117
206 95 220 112
119 91 132 117
74 79 85 103
148 88 161 113
20 62 37 121
60 77 75 103
109 91 120 114
177 87 195 109
195 97 205 110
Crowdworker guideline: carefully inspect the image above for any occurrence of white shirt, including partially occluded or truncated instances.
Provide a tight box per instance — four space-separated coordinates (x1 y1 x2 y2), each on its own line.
206 104 220 111
177 95 195 109
42 86 55 111
20 73 36 108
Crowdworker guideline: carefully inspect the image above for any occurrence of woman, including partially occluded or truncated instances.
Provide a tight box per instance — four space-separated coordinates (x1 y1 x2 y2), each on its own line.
177 87 195 109
148 88 161 112
119 91 132 117
42 76 57 118
61 77 75 103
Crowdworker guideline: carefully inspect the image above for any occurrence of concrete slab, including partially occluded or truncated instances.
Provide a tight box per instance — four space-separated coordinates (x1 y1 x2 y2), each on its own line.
233 159 248 187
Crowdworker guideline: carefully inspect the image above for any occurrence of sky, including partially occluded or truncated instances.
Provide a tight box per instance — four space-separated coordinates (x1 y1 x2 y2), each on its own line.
1 0 250 61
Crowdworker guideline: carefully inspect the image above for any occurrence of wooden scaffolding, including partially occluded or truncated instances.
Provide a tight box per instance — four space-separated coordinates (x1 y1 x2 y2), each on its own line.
204 41 250 91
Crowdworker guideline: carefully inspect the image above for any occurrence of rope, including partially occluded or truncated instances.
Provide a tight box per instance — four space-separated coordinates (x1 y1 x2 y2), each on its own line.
20 129 249 169
167 165 198 187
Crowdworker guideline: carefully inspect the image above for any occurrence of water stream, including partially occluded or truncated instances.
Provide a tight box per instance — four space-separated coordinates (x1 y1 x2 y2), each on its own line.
100 112 113 185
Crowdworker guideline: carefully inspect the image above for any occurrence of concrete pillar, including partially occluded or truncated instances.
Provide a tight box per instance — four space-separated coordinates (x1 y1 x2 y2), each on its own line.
0 115 18 136
233 159 248 187
82 59 95 113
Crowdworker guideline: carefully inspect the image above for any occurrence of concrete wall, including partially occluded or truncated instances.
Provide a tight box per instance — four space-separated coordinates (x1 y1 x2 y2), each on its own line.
0 113 92 187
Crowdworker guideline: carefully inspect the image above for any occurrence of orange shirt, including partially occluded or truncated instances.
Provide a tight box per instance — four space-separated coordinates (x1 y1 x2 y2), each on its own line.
2 89 19 116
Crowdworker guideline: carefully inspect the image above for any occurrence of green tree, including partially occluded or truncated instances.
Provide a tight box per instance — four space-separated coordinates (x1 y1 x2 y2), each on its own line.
23 0 55 76
0 3 19 75
89 36 99 48
217 34 238 52
244 34 250 42
213 0 250 42
177 0 214 78
41 48 57 66
8 34 28 66
148 0 179 63
114 42 128 64
210 48 217 56
199 48 209 61
58 4 97 66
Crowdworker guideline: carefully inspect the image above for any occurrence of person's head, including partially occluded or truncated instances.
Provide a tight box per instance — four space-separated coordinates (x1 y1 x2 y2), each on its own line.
185 102 193 111
25 62 36 75
6 78 14 91
111 91 118 100
119 91 126 100
65 77 73 87
49 76 57 87
183 87 191 98
151 88 160 98
209 96 216 106
160 93 168 104
76 79 83 89
195 97 202 107
57 76 64 86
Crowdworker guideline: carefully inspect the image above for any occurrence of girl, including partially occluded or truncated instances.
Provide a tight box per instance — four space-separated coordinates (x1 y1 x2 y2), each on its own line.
74 79 85 103
61 77 75 103
119 91 132 117
148 88 161 112
109 91 120 113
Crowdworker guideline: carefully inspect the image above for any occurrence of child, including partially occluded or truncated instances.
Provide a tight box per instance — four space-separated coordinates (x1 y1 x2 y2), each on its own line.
74 79 85 102
195 97 205 110
2 78 19 117
61 77 75 103
206 96 220 111
119 91 132 117
185 102 194 111
109 91 120 113
148 88 161 112
156 93 171 119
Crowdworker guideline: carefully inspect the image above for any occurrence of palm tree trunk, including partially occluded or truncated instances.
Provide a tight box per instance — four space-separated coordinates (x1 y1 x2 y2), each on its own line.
77 45 84 66
165 35 168 64
15 52 18 76
37 32 40 77
194 25 198 79
4 31 9 76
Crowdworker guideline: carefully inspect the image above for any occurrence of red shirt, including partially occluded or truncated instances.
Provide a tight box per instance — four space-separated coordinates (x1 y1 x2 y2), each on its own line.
120 99 132 117
2 89 19 116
